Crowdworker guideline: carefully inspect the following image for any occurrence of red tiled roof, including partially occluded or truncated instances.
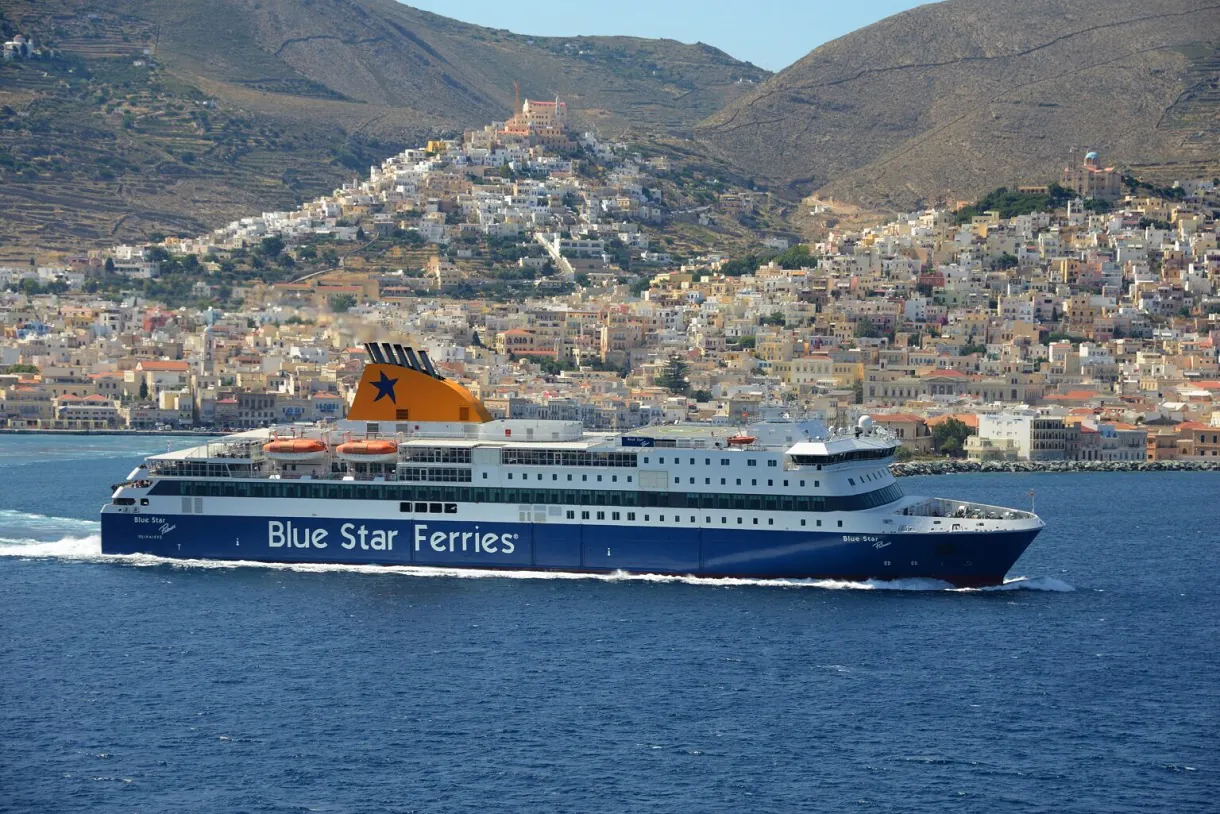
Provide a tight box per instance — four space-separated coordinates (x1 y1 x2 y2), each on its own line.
927 413 979 429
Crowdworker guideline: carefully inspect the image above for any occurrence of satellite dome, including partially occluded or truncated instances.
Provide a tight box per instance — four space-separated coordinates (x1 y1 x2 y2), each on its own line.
857 415 874 433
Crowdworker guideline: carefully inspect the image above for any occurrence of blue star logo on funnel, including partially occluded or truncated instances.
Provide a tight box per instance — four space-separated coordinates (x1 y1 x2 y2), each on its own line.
371 371 398 403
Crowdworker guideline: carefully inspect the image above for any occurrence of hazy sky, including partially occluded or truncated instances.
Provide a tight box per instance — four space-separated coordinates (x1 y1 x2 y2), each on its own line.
403 1 933 72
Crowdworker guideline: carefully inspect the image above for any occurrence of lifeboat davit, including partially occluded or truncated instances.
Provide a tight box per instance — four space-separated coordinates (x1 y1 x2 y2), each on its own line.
262 438 328 463
336 439 399 464
727 435 756 447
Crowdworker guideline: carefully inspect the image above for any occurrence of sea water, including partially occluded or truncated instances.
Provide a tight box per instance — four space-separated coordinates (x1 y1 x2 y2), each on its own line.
0 435 1215 812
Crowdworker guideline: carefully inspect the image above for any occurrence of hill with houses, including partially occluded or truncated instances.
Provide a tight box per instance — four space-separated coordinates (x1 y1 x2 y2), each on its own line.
0 0 767 255
1 0 1217 257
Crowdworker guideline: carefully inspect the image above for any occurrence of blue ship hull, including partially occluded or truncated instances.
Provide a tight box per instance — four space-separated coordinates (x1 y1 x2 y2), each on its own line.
101 512 1040 587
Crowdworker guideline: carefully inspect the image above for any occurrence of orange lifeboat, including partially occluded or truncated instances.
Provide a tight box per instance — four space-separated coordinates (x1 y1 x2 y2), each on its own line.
727 435 756 447
336 439 399 464
262 438 328 463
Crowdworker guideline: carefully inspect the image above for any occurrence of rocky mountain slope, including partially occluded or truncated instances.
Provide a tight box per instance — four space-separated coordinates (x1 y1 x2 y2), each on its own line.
0 0 767 254
696 0 1220 208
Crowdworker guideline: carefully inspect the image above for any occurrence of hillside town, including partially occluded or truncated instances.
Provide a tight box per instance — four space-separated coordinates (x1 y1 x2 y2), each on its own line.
3 100 1220 464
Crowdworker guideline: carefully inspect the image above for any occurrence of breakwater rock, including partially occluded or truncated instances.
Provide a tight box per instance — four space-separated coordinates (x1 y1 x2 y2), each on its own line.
890 459 1220 477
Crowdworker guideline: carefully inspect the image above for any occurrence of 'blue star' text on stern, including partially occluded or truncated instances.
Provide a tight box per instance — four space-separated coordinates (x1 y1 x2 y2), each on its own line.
372 372 398 403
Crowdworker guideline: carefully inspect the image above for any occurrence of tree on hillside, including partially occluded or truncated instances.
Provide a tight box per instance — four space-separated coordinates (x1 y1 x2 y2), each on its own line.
329 293 356 313
1082 198 1113 214
760 311 786 326
774 244 815 269
605 237 631 270
854 319 881 339
261 236 285 258
538 358 564 376
657 356 690 395
932 418 973 458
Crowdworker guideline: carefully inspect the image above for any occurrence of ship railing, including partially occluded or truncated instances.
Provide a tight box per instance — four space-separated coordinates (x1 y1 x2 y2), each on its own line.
146 459 269 478
396 427 484 441
816 426 898 442
155 439 266 462
664 439 713 449
291 473 395 482
252 469 398 482
900 497 1035 521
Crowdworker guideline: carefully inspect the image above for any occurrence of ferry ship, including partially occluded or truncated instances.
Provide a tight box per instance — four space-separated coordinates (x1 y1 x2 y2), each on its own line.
101 344 1045 586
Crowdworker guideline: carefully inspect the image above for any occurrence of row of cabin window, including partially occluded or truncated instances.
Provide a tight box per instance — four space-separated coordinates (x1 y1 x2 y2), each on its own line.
502 450 638 467
639 456 779 467
399 448 473 464
557 510 844 529
399 467 473 482
848 470 891 487
499 471 826 490
151 480 903 512
395 505 845 529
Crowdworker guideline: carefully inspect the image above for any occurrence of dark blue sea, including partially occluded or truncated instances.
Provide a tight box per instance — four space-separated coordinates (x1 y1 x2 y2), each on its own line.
0 435 1216 813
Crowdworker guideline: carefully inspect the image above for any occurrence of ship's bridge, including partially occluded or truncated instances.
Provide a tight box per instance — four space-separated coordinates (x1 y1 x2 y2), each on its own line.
784 436 898 469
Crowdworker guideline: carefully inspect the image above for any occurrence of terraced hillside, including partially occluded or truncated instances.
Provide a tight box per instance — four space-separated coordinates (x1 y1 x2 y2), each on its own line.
0 0 768 255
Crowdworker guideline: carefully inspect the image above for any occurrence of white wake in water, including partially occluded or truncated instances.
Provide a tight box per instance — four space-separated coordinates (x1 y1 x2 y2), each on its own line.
0 508 100 531
960 576 1076 593
0 510 102 551
0 530 1074 592
0 533 104 558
